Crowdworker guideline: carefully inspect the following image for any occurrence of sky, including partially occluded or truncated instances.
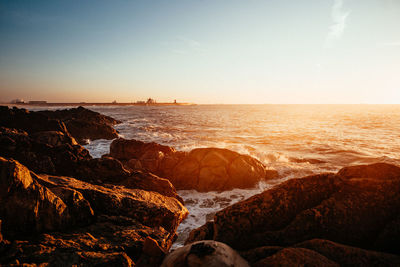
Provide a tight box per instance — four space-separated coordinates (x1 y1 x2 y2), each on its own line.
0 0 400 104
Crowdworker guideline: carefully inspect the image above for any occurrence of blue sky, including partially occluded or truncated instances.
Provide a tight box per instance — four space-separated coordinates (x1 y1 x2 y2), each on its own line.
1 0 400 103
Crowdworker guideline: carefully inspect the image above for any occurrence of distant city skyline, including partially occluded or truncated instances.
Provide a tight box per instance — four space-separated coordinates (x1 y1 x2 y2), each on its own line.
1 0 400 104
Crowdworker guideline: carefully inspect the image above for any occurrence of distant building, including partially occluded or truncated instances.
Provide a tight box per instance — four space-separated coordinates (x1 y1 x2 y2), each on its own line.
146 98 156 104
28 101 47 104
112 100 117 104
11 98 25 104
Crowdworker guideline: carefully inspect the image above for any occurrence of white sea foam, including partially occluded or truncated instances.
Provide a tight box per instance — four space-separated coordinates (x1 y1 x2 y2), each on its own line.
73 105 400 248
83 139 113 158
172 178 293 249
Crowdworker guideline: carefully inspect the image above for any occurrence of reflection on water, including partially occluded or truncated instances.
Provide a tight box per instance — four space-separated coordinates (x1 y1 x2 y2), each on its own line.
27 104 400 247
83 104 400 177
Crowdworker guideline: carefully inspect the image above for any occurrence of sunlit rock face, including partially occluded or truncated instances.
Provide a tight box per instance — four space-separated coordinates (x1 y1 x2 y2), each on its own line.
0 157 188 265
110 138 279 191
186 163 400 265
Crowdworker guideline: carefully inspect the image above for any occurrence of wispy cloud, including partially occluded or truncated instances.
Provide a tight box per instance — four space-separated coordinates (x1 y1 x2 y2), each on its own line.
325 0 351 48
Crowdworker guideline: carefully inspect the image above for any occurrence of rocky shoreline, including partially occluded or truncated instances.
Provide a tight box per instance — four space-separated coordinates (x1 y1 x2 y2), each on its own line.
1 106 399 266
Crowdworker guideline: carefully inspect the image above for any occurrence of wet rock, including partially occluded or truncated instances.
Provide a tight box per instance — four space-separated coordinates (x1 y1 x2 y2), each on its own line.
161 240 249 267
187 163 400 257
110 138 279 191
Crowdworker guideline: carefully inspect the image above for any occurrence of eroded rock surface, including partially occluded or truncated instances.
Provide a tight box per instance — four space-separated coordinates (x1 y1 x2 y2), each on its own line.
110 138 279 191
0 106 120 145
0 157 188 265
186 163 400 265
38 106 121 144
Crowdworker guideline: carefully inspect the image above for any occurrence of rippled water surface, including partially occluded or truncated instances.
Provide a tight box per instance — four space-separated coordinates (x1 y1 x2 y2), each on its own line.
28 104 400 247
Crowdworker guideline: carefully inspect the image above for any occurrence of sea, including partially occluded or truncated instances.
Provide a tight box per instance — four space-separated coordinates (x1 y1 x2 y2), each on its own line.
27 104 400 247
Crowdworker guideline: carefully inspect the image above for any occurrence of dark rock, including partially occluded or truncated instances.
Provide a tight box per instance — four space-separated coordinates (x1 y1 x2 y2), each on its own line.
252 247 338 267
294 239 400 267
110 138 279 191
338 162 400 180
119 170 184 204
187 163 400 256
38 106 121 144
161 240 249 267
0 126 91 176
0 106 120 145
136 236 167 267
0 106 68 135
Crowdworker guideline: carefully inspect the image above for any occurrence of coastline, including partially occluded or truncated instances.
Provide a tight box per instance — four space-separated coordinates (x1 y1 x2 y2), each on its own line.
1 105 400 266
2 102 197 107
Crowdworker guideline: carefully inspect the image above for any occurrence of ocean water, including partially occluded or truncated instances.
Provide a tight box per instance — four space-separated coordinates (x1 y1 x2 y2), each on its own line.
27 104 400 247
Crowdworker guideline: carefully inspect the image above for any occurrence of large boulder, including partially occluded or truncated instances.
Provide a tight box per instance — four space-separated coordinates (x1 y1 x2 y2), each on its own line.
0 157 188 265
162 240 250 267
0 126 91 176
187 163 400 258
338 162 400 180
239 239 400 266
0 106 120 145
0 106 68 135
110 138 279 191
35 173 188 235
0 157 94 239
38 106 121 144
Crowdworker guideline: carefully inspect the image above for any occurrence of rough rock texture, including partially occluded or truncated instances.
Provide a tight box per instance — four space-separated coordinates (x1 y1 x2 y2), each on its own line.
110 138 279 191
338 162 400 180
0 157 92 239
186 163 400 265
119 170 184 204
0 106 69 135
0 126 91 176
34 173 187 234
161 240 250 267
38 106 121 144
0 106 120 145
0 157 188 265
241 240 400 266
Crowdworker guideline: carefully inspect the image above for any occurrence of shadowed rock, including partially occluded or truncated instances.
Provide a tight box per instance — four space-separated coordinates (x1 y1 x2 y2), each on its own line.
0 106 120 145
38 106 121 144
186 163 400 264
338 162 400 180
